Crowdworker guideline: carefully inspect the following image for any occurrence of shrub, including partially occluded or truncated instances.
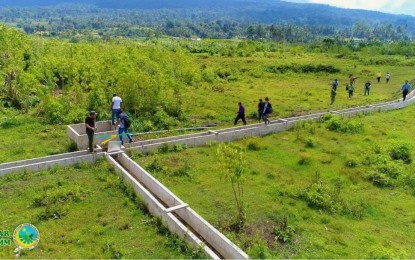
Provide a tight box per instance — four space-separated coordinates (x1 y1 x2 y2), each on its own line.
298 155 311 165
273 215 295 243
247 141 261 151
147 158 165 173
265 64 340 74
305 138 315 148
66 141 78 152
366 163 403 187
389 144 412 164
345 159 358 168
325 116 363 134
158 143 170 154
172 163 192 178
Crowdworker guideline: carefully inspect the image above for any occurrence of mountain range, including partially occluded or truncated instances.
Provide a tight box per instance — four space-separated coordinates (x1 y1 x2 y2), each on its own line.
1 0 414 35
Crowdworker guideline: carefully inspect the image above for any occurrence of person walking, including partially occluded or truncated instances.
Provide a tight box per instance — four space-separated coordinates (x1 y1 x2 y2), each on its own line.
364 81 371 96
386 72 391 83
262 97 272 125
347 82 355 98
111 93 122 125
376 72 382 83
330 85 337 105
115 110 134 145
257 99 265 121
234 102 247 126
332 79 339 91
85 111 97 152
402 80 411 101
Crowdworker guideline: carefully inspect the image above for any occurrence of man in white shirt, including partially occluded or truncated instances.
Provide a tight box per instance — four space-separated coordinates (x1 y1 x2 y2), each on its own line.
111 93 122 125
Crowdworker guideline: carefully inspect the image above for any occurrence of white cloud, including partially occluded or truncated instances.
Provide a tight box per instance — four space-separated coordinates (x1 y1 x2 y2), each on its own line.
287 0 415 15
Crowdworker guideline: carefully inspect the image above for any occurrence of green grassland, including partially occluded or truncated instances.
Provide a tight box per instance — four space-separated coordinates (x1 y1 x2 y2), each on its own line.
131 104 415 258
0 160 204 258
0 109 71 164
2 25 415 258
186 50 414 125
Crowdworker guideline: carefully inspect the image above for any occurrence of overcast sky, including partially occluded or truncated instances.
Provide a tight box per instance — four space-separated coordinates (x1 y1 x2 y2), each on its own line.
285 0 415 16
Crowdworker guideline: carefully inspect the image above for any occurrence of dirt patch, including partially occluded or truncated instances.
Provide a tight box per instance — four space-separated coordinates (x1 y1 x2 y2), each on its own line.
244 220 279 248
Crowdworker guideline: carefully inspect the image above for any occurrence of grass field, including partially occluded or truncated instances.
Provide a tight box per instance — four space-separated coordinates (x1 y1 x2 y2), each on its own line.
0 108 74 164
1 50 414 164
131 104 415 258
1 40 415 258
0 160 204 258
184 51 414 126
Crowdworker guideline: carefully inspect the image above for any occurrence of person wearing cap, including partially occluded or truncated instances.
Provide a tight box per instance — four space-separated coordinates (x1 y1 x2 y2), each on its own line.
85 111 97 152
111 93 123 125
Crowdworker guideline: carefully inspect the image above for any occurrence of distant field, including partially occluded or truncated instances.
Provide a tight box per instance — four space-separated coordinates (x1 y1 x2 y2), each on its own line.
132 104 415 258
0 160 204 258
185 50 414 126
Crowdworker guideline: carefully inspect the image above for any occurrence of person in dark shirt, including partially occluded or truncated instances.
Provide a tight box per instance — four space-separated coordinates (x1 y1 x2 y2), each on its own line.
364 81 371 96
234 102 247 125
332 79 339 91
85 111 97 152
262 97 272 125
258 99 265 121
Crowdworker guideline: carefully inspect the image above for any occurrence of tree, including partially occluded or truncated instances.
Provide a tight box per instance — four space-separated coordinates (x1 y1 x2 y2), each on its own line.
216 143 246 230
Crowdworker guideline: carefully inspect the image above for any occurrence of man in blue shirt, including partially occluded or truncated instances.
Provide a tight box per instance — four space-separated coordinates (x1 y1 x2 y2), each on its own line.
402 80 411 101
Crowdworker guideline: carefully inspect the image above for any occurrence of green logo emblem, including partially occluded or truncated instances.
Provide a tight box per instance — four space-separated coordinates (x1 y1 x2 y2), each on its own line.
13 224 40 250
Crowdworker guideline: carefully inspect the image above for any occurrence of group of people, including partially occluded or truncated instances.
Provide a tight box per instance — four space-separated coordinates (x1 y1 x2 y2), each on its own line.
376 72 391 83
330 72 411 105
84 74 411 152
85 93 133 152
234 97 273 126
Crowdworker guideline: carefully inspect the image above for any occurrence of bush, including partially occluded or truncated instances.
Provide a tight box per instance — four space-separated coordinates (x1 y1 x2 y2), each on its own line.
305 138 315 148
265 64 340 74
172 163 192 178
325 117 363 134
389 144 412 164
272 215 295 243
366 162 403 187
158 143 170 154
298 155 311 165
147 158 165 173
247 141 261 151
345 159 358 168
66 141 78 152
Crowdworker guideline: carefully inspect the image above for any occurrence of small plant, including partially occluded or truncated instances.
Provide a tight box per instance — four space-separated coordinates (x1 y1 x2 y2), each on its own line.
247 141 261 151
345 159 358 168
172 163 192 178
305 137 315 148
298 155 311 165
66 141 78 152
102 242 123 259
325 116 363 134
158 143 170 153
389 143 412 164
147 158 165 173
273 215 295 243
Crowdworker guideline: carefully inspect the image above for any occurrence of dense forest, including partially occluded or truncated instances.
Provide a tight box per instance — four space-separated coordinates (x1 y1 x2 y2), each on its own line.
0 1 414 41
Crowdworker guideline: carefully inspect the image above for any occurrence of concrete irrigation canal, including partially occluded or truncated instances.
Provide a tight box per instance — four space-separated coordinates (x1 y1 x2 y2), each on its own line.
1 91 414 259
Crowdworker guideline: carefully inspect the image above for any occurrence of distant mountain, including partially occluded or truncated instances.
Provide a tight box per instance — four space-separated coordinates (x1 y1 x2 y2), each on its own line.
0 0 90 6
1 0 414 36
